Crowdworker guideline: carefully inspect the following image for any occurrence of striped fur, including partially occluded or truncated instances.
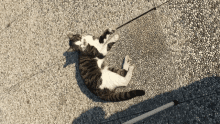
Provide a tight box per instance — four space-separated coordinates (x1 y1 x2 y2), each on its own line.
67 29 145 102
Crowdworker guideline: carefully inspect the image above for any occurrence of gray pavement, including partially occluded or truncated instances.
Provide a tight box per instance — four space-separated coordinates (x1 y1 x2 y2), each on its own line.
0 0 220 124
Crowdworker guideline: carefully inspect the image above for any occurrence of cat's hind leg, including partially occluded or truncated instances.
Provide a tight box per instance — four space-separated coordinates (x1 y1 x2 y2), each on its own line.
111 64 134 87
108 67 127 77
108 55 132 77
108 56 134 87
121 55 135 86
124 65 135 85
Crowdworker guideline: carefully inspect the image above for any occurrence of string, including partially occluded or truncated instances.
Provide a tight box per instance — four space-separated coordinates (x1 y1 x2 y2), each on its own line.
116 0 170 30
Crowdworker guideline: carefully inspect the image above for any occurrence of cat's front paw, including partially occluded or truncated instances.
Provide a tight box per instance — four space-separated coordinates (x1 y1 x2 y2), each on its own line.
128 65 135 72
114 34 119 41
108 28 115 34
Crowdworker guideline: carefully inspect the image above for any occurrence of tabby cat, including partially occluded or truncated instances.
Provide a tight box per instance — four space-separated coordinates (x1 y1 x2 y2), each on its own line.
67 28 145 102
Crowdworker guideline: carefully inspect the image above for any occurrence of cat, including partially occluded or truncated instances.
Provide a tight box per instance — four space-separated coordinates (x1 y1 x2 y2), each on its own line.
67 28 145 102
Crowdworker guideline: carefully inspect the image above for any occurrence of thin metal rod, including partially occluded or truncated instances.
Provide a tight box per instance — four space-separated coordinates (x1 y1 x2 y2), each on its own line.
116 1 170 30
123 100 177 124
123 89 220 124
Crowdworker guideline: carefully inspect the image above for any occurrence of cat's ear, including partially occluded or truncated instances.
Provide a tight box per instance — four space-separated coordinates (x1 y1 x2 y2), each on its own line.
67 33 81 41
67 47 75 52
67 33 74 40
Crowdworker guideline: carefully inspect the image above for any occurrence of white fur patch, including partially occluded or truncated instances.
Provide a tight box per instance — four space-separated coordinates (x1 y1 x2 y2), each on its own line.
83 35 103 52
95 57 104 68
99 67 126 90
75 41 81 45
77 34 118 56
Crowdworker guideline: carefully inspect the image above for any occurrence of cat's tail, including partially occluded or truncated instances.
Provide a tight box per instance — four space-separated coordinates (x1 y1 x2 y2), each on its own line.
101 90 145 102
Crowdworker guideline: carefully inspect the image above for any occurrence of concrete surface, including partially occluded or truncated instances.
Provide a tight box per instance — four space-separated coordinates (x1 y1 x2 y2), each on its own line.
0 0 219 124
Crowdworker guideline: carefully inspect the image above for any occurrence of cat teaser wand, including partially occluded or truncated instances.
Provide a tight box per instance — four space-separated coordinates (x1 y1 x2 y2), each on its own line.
123 100 178 124
123 89 220 124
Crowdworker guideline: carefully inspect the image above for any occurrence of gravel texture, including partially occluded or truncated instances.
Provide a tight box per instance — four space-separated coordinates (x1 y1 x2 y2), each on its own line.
0 0 219 123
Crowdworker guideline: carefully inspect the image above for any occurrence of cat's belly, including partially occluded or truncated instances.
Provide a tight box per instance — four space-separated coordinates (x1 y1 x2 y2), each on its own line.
99 67 126 90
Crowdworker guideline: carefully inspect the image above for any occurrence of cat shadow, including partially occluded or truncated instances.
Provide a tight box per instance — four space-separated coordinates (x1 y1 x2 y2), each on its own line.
63 51 110 103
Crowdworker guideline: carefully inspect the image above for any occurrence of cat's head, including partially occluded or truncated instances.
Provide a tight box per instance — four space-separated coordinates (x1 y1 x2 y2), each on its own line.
67 33 88 52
